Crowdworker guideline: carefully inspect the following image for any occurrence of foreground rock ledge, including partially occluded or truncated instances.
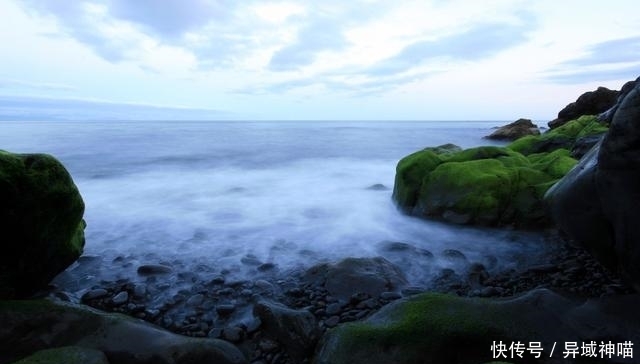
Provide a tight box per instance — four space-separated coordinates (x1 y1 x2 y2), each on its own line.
315 289 640 364
0 299 247 364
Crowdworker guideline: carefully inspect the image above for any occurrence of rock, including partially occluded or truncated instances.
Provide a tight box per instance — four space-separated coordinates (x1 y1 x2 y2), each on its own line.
136 264 173 275
186 293 204 307
393 145 577 227
0 151 85 299
485 118 540 140
549 86 619 129
305 257 407 300
216 304 236 316
111 291 129 306
324 315 340 328
0 299 247 364
314 289 640 364
221 327 244 343
509 115 608 156
546 77 640 290
366 183 388 190
82 288 109 301
10 346 109 364
253 300 320 361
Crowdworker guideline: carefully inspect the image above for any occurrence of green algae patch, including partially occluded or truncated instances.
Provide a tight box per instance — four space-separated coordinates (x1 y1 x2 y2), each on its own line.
392 149 444 211
508 115 607 156
0 151 85 298
314 292 560 364
392 140 579 227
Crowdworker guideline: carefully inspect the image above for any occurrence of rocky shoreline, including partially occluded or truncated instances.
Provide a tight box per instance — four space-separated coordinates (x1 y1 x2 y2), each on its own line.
35 233 630 364
2 78 640 364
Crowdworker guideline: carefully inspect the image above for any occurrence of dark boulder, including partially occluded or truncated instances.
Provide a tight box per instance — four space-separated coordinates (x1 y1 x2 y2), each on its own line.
484 118 540 141
546 76 640 290
0 151 86 298
549 86 619 129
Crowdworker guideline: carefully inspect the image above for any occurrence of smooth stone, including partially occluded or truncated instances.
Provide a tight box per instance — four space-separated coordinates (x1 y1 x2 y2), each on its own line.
246 317 262 334
380 291 402 300
186 293 204 306
222 327 244 342
111 291 129 305
325 302 343 316
136 264 173 275
82 288 109 301
257 263 276 272
216 304 236 316
210 276 226 285
324 316 340 328
132 284 146 298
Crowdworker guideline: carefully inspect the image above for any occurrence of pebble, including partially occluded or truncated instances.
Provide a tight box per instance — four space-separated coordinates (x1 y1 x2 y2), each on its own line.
210 276 225 285
216 304 236 316
324 315 340 328
186 294 204 307
442 249 467 262
254 280 274 291
257 263 276 272
222 327 244 342
133 284 147 298
111 291 129 305
208 327 222 338
218 288 234 295
82 288 109 301
137 264 173 275
380 291 402 300
325 302 343 316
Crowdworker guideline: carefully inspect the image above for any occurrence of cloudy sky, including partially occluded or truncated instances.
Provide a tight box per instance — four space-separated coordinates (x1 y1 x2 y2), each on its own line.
0 0 638 121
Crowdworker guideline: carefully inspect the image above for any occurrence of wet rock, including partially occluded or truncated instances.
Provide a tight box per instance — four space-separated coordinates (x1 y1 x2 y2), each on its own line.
324 316 340 328
257 263 276 272
549 86 619 129
254 300 320 361
222 327 244 343
241 255 262 266
305 257 407 301
111 291 129 306
82 288 109 301
325 302 343 316
210 275 226 285
0 299 247 364
485 118 540 140
216 304 236 316
132 284 146 298
366 183 388 191
10 346 109 364
186 293 204 307
0 152 85 299
442 249 468 262
136 264 173 276
379 291 402 300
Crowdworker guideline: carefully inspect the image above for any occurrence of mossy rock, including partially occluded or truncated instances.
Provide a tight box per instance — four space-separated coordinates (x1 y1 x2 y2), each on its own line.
0 151 85 298
314 289 583 364
508 115 607 155
393 145 576 227
10 346 109 364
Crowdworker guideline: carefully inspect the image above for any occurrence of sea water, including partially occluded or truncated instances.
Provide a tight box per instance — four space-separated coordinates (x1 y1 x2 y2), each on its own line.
0 120 555 292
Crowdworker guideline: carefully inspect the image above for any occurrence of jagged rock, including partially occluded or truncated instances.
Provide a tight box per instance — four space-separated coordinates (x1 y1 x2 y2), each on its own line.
485 118 540 141
0 151 85 298
549 86 619 129
253 300 320 361
546 77 640 291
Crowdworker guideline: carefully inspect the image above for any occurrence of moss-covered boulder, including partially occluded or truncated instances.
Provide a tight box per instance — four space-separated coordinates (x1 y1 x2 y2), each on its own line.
0 151 85 298
508 115 608 156
314 289 640 364
392 145 576 227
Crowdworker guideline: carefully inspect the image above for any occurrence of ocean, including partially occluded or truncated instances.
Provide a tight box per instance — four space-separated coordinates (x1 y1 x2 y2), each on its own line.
0 120 555 294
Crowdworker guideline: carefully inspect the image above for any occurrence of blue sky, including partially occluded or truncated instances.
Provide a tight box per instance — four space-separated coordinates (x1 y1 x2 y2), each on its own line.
0 0 638 121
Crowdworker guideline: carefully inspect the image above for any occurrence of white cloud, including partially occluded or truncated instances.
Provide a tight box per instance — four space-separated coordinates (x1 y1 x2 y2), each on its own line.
1 0 639 120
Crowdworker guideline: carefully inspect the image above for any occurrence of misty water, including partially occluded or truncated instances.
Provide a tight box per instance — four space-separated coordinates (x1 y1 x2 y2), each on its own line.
1 120 558 297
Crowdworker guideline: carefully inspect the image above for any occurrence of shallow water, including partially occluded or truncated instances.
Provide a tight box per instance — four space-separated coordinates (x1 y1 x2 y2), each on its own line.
0 120 556 294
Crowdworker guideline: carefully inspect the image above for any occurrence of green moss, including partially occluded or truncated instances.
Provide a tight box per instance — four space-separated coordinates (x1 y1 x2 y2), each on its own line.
392 149 444 211
322 293 521 364
528 149 578 179
507 115 607 156
0 152 85 298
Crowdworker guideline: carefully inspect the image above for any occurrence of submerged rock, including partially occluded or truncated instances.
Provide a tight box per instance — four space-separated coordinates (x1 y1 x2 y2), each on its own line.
485 118 540 141
0 151 85 299
0 299 247 364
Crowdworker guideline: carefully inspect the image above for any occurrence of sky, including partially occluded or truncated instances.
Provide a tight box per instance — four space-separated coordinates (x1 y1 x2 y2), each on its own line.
0 0 638 121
